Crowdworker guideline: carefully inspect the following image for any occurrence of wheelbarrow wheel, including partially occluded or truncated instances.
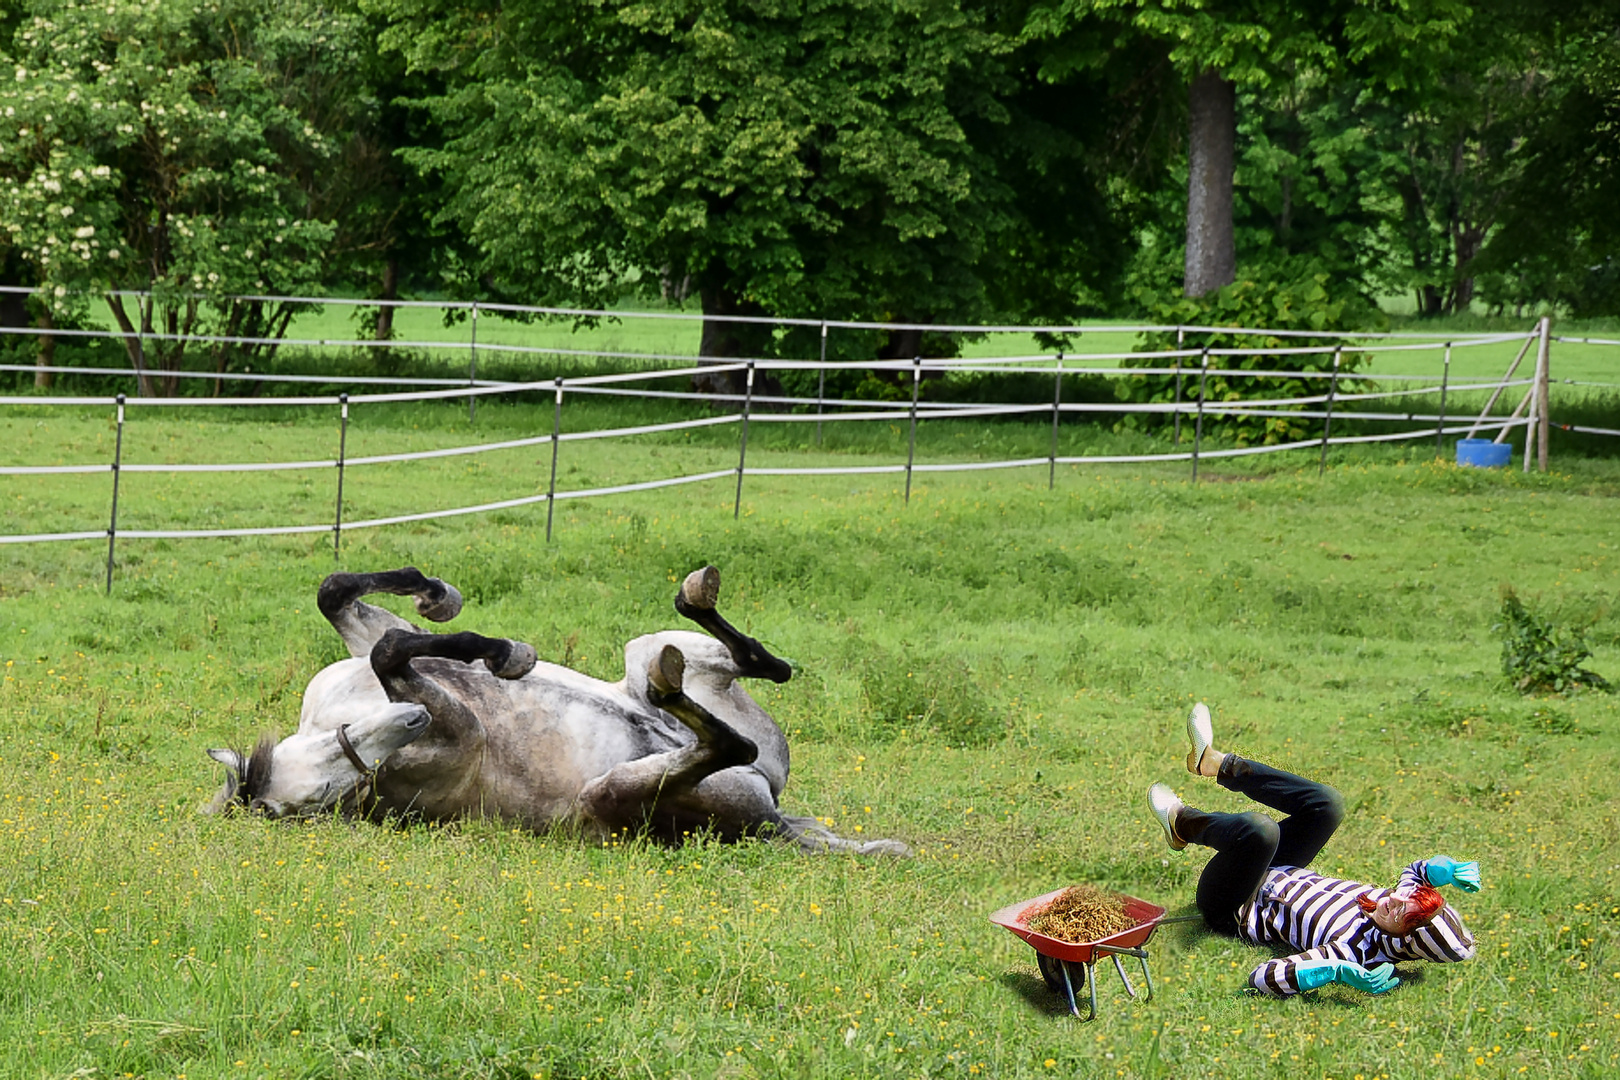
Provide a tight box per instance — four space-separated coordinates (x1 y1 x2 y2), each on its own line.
1037 952 1085 996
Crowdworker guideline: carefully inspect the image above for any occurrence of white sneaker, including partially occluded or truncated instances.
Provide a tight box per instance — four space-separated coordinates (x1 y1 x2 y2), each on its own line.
1186 702 1214 776
1148 783 1187 851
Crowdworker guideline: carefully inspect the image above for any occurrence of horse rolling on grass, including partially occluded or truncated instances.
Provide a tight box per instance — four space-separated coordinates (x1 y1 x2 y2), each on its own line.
206 566 907 855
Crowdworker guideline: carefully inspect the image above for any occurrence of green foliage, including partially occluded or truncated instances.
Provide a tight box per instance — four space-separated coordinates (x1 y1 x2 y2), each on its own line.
367 0 1141 348
1120 270 1384 446
1478 22 1620 316
1495 586 1612 695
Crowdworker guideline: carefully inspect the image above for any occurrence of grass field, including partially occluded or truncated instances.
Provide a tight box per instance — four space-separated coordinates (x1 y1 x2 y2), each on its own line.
2 393 1619 1079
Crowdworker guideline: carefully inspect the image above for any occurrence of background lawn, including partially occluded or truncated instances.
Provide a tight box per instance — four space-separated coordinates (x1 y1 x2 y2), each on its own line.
2 408 1618 1078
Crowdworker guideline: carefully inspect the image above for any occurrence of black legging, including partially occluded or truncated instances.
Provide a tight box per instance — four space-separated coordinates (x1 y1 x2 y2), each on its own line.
1176 755 1346 936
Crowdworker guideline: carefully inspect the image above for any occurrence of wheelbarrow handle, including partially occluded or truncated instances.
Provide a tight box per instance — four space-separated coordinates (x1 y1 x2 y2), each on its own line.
1091 943 1150 960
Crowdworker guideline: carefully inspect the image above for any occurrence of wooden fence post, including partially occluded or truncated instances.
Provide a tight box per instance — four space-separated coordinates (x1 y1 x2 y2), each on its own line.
1535 315 1551 472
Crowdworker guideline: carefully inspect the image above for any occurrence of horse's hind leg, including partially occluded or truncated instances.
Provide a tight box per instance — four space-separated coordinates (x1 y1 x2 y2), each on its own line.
674 567 792 683
578 644 765 835
318 568 464 658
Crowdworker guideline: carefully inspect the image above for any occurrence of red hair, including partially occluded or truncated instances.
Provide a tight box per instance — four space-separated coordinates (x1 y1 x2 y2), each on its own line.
1404 883 1446 929
1357 883 1446 932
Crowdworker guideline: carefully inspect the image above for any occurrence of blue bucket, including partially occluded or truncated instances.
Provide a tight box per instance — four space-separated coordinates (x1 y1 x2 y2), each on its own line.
1456 438 1512 468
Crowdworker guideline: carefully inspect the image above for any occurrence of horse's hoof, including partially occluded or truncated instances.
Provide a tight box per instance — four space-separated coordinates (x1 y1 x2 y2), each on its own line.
678 566 720 613
416 581 463 623
487 641 537 679
647 644 685 696
857 839 913 858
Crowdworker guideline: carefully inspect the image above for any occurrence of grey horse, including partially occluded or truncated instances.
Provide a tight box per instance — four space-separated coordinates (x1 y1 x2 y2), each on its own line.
206 566 906 854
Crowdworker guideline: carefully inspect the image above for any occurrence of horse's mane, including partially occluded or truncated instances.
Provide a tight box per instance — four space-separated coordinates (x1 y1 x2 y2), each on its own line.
238 732 278 806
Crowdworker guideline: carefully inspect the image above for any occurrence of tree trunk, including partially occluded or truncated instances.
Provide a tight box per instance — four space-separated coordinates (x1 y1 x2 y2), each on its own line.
1184 68 1237 298
1451 225 1487 314
34 306 55 389
375 257 399 341
105 294 156 397
694 284 755 400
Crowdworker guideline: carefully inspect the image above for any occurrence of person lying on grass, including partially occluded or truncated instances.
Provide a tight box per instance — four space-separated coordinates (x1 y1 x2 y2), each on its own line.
1147 703 1479 996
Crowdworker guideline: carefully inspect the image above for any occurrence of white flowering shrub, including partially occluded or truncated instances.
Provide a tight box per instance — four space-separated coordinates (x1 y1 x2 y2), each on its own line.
0 1 359 392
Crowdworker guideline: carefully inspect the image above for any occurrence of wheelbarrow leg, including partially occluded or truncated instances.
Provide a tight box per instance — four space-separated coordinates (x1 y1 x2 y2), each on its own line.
1087 962 1099 1021
1139 955 1155 1001
1058 960 1081 1018
1112 953 1136 999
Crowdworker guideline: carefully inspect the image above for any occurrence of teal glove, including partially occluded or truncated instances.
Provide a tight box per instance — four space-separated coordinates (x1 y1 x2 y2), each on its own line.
1294 960 1401 994
1425 855 1482 892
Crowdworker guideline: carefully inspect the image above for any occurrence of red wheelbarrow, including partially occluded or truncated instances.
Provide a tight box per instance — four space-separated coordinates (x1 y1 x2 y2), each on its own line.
989 888 1185 1020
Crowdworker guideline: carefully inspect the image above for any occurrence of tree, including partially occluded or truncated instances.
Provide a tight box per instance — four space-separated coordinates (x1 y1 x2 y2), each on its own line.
0 0 368 395
369 0 1137 391
1477 4 1620 315
1024 0 1470 298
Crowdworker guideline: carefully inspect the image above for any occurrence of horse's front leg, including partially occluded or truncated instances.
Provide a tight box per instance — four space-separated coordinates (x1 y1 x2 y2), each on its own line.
368 628 536 743
318 568 464 658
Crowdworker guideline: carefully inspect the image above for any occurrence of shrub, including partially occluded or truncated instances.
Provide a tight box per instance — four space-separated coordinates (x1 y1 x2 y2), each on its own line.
1119 271 1385 447
1494 586 1612 694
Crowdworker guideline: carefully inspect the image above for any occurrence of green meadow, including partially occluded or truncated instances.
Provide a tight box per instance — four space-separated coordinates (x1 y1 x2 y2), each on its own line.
2 380 1619 1079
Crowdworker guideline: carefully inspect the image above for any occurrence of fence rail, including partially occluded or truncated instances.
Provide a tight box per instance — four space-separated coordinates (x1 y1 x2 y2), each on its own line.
4 298 1616 590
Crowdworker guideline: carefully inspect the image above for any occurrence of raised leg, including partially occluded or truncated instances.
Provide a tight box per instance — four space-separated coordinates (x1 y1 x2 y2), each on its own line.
1179 755 1344 935
1214 755 1344 868
318 568 464 658
366 627 537 750
674 566 792 683
578 643 768 840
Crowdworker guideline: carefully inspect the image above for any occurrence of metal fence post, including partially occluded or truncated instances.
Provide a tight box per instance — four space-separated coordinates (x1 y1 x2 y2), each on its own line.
1435 343 1452 457
1048 353 1064 490
545 378 563 542
734 362 755 520
1318 347 1342 477
1191 349 1209 483
468 301 479 423
815 321 828 447
904 357 921 504
333 392 349 559
105 394 125 594
1173 328 1185 445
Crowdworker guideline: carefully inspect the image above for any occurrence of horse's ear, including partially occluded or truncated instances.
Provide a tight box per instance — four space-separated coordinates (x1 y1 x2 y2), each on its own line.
207 748 245 792
208 747 245 777
203 748 248 815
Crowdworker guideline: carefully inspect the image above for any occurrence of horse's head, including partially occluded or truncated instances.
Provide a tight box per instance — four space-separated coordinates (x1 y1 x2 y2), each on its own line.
204 703 432 819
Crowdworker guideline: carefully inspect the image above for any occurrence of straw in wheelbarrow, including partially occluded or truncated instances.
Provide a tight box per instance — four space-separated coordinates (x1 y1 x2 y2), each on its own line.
1024 884 1136 944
